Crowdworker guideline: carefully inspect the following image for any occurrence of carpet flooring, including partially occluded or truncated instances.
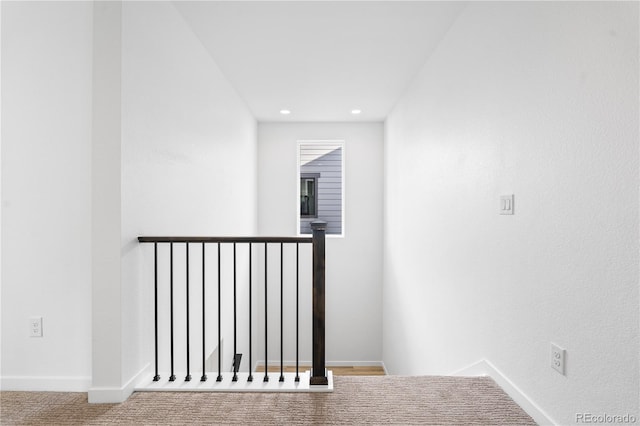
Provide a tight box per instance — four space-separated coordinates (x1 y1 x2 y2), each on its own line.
1 375 536 425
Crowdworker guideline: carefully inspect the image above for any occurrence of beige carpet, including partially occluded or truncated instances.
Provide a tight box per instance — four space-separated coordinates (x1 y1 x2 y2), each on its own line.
1 375 535 425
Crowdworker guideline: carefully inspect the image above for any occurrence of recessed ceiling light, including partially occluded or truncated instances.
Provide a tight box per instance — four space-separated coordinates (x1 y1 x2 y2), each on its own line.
351 109 361 115
280 109 291 115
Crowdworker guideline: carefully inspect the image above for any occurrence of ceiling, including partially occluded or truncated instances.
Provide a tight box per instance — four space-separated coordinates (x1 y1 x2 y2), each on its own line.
173 1 466 122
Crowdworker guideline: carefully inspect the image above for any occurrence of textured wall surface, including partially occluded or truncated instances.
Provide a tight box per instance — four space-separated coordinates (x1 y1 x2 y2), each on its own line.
383 2 639 424
1 1 93 390
258 122 384 364
121 1 257 385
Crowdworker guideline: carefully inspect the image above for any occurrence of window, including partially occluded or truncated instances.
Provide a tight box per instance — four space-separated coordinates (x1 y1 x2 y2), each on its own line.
300 174 319 218
297 141 344 236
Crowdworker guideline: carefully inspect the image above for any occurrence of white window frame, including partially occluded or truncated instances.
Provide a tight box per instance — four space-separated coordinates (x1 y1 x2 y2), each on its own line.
296 140 345 238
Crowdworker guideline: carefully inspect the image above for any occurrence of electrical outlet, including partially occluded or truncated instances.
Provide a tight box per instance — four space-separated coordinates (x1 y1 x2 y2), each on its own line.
551 342 565 375
29 317 43 337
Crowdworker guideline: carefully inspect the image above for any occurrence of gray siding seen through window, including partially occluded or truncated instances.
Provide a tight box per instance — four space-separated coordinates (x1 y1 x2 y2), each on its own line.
299 143 343 235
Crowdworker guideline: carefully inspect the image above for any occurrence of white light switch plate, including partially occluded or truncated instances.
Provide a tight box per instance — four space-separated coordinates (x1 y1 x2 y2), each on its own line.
500 194 514 215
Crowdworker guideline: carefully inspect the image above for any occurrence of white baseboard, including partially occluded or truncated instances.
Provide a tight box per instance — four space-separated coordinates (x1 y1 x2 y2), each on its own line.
0 375 91 392
88 363 150 404
452 359 556 425
136 371 333 393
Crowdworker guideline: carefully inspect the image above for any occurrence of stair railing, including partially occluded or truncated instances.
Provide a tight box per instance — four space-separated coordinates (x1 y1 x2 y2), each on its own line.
137 220 328 386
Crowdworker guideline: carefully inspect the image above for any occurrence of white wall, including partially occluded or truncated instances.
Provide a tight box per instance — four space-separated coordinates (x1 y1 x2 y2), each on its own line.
91 1 123 398
258 122 383 364
0 0 3 390
1 1 93 390
0 0 258 397
121 1 257 387
383 2 639 425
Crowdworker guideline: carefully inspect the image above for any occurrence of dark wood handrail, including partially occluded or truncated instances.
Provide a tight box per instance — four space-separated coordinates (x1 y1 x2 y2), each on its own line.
138 236 312 244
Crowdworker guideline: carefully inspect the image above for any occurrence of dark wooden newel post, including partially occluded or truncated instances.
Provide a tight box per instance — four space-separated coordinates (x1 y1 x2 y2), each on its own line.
310 220 328 385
